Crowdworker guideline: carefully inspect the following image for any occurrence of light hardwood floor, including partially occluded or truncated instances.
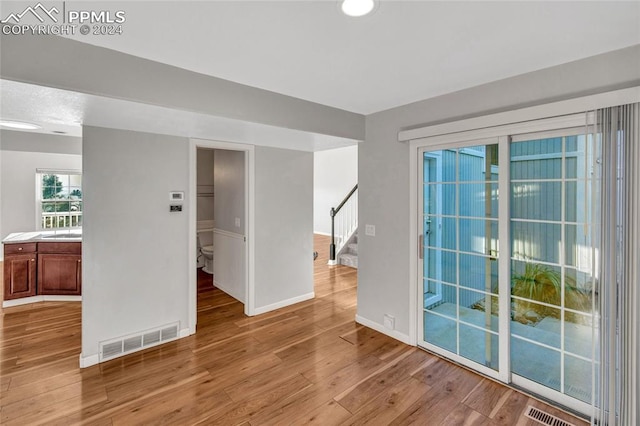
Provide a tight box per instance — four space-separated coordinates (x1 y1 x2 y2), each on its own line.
0 235 588 425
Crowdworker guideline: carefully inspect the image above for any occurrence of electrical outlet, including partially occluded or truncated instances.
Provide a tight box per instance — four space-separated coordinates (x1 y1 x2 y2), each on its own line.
235 217 241 227
365 224 375 236
383 314 395 330
169 205 182 212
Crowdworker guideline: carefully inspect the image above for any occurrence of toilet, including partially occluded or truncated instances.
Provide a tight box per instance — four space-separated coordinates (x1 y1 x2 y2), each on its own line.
197 229 214 274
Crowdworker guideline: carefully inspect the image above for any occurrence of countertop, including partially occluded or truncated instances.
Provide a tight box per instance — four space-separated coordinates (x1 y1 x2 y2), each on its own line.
3 230 82 244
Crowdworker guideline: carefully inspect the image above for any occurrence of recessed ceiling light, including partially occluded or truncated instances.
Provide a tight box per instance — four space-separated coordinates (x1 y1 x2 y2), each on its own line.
341 0 375 17
0 120 41 130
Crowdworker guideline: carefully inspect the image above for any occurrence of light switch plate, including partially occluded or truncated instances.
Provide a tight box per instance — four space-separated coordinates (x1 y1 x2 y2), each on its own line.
169 191 184 201
365 224 375 236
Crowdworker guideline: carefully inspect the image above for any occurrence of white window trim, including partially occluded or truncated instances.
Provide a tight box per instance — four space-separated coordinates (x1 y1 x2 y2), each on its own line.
35 169 82 231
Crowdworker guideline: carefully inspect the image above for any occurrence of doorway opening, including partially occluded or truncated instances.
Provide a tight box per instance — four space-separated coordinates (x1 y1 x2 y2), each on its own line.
188 139 255 334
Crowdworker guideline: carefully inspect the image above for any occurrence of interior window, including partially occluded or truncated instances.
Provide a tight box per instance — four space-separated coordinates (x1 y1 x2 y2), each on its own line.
37 171 82 229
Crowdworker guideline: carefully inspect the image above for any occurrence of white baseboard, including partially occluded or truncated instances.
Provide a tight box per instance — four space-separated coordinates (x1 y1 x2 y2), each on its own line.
179 327 191 338
3 296 42 307
79 353 99 368
3 295 81 308
355 314 414 346
253 292 315 316
314 231 331 236
43 295 82 302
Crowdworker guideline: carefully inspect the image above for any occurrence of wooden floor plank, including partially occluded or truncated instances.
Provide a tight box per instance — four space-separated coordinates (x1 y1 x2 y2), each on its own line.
292 399 353 425
439 403 491 425
463 378 512 419
335 348 430 413
253 353 386 425
389 385 465 425
0 235 588 425
490 390 532 426
109 376 233 425
338 376 431 425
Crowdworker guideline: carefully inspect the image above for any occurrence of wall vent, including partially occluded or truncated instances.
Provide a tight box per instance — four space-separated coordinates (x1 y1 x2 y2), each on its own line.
99 322 180 362
161 325 178 340
102 341 123 359
123 336 142 352
524 406 575 426
143 330 161 346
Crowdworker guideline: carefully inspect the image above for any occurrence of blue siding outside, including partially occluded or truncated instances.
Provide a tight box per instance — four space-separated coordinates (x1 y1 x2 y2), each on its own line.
424 146 499 308
424 137 590 308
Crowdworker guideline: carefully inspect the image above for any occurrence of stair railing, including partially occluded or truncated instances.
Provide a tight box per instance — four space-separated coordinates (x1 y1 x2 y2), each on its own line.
329 184 358 265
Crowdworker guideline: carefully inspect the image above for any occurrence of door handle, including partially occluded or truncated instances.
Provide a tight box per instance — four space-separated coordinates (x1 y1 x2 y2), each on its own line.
418 234 424 260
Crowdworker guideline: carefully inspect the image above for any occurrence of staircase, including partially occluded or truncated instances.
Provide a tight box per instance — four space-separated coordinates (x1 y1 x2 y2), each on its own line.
339 233 358 268
328 184 358 267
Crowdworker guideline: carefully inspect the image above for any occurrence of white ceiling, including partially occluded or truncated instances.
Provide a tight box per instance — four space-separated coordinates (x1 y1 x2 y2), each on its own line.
1 1 639 147
56 0 640 114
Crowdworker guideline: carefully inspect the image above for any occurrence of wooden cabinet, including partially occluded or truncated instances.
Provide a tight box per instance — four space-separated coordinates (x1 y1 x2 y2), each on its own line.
3 241 81 300
3 243 37 300
37 243 82 296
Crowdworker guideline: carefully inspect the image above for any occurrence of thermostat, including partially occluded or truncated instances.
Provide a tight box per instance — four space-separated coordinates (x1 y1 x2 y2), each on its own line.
169 191 184 201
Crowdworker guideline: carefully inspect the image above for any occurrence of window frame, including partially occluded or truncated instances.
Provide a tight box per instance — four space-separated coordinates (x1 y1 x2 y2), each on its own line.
35 169 83 231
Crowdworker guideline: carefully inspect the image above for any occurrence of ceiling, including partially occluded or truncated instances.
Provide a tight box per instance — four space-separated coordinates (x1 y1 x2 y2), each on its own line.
1 1 639 146
54 0 640 115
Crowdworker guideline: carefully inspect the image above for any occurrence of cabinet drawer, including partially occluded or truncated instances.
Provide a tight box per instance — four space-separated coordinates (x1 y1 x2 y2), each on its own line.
4 243 37 254
37 242 82 255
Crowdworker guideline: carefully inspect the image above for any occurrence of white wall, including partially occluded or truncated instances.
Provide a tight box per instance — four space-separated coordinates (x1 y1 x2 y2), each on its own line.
196 148 215 222
81 128 316 364
214 149 245 234
0 130 82 260
81 126 190 363
357 45 640 342
254 146 314 313
313 145 358 235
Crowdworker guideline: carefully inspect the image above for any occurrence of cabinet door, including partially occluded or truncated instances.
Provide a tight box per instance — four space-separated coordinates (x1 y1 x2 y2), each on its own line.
3 254 37 300
38 254 82 295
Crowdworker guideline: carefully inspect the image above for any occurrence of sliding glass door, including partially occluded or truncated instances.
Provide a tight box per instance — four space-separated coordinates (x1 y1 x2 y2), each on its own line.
418 126 599 413
509 131 598 405
419 141 502 377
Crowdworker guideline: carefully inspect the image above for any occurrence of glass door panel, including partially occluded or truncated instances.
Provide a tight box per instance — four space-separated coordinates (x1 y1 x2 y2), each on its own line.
421 143 500 372
509 133 599 405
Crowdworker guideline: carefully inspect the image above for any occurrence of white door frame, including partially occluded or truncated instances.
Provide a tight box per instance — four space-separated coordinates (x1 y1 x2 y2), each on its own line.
188 138 256 334
420 151 444 308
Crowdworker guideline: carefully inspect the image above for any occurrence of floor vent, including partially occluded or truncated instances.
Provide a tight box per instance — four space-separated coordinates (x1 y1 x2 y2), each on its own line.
99 322 180 362
524 406 575 426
